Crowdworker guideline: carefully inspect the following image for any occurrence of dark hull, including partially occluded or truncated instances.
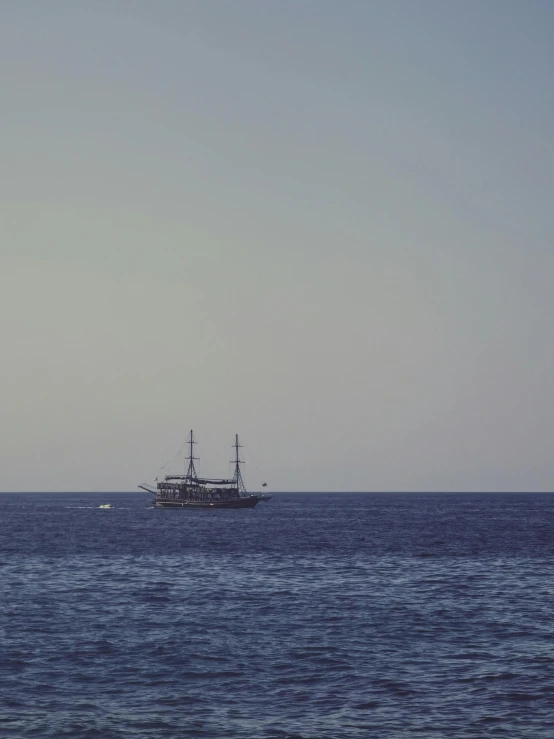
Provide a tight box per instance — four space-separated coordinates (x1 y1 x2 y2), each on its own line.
154 495 262 509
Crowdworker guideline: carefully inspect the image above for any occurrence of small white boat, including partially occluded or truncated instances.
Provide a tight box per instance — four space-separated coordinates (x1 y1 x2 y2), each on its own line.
98 503 112 509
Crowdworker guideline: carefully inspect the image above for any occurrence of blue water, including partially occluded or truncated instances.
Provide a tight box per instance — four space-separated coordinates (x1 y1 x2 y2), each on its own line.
1 492 554 738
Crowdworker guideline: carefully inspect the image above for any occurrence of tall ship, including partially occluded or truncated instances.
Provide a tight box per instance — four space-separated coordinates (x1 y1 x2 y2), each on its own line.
139 431 266 508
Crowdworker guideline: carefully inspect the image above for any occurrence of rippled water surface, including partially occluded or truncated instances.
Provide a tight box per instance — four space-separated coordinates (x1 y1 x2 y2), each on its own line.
1 492 554 738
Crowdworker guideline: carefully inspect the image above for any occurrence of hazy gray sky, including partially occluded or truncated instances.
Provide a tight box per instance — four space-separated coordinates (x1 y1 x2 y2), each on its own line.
1 1 553 492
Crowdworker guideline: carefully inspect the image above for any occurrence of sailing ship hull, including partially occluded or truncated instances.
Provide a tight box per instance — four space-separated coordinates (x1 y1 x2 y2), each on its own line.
154 495 262 509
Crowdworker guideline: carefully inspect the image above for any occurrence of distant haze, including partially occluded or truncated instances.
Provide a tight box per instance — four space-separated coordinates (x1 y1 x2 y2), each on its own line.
1 1 553 492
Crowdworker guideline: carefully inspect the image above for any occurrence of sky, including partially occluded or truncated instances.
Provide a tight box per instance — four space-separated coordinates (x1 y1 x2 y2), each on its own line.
1 0 553 492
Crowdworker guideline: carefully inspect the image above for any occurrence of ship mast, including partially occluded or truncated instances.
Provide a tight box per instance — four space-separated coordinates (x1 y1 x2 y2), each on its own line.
232 434 246 493
185 430 198 480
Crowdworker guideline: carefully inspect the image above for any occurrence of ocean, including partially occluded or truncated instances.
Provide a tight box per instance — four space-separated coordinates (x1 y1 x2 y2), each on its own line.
1 492 553 738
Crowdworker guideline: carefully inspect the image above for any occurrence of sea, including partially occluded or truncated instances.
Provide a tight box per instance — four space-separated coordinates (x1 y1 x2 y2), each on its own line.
1 492 553 739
